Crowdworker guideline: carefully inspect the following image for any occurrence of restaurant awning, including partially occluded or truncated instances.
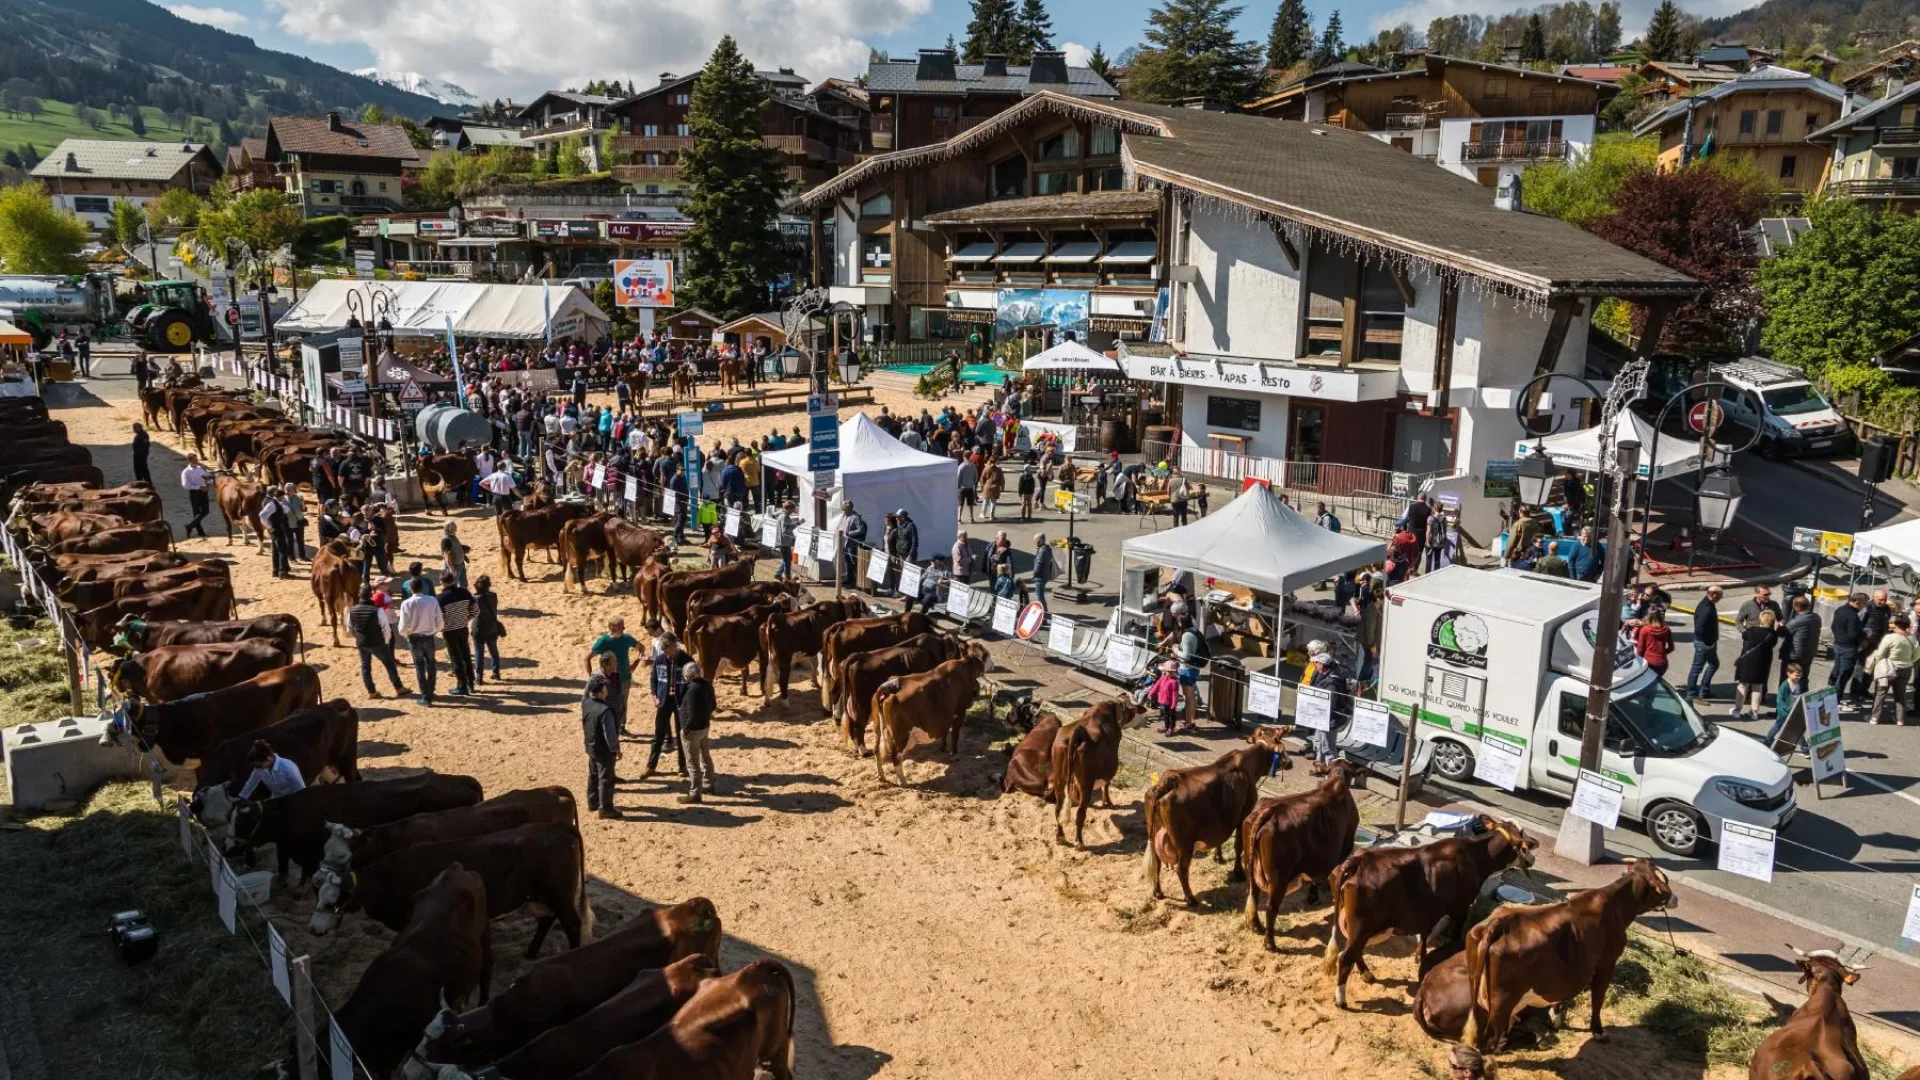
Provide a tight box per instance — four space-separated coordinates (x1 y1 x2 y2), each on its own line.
995 242 1047 263
1101 241 1158 264
1045 241 1101 263
950 242 996 262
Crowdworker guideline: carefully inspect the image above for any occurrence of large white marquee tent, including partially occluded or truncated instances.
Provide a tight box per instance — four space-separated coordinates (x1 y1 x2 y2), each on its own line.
761 413 959 563
278 280 611 342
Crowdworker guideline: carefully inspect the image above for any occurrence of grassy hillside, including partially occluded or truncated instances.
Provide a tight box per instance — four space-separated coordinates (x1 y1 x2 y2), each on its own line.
0 100 207 156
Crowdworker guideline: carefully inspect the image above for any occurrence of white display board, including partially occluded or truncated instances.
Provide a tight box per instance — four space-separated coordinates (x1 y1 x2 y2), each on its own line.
814 530 836 562
896 561 921 596
1570 769 1625 830
1246 672 1283 719
1716 820 1776 883
760 515 781 547
216 862 238 934
866 551 891 584
624 475 638 502
268 923 292 1003
1804 687 1845 783
1903 884 1920 944
991 597 1019 635
724 508 741 538
947 580 973 618
1350 701 1392 748
1294 685 1333 732
1104 635 1138 676
330 1016 356 1080
662 491 679 517
1474 737 1524 791
1048 615 1076 655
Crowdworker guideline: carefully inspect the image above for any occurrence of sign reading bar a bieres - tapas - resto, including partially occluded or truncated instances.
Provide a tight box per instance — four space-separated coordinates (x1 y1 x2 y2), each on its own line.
1119 352 1397 404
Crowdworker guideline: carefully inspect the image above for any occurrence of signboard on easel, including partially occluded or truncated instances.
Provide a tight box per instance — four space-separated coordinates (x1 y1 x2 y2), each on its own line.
1771 686 1845 797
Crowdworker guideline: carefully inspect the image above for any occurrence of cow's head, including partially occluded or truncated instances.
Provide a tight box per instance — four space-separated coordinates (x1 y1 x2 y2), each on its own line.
1485 817 1537 870
413 989 487 1077
1447 1045 1487 1080
319 821 359 871
963 640 993 672
223 796 268 851
1789 946 1864 988
108 656 144 700
1248 724 1295 770
121 697 159 752
1316 757 1372 788
193 784 240 836
1007 697 1041 732
308 863 358 935
1624 857 1677 913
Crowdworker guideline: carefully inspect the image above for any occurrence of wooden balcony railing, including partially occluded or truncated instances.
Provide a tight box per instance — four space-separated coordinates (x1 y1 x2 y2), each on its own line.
1458 138 1568 162
1874 126 1920 145
1827 177 1920 198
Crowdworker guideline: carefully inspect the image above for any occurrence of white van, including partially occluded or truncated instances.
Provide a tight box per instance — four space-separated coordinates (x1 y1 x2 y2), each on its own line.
1380 566 1796 857
1713 356 1854 460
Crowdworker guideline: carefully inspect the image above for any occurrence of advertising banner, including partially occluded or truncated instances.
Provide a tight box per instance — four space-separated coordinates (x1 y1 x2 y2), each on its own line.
614 259 675 309
994 287 1089 342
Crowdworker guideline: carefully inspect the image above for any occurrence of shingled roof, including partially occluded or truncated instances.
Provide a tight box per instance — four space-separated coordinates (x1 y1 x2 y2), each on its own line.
32 139 220 182
268 115 417 162
924 190 1160 225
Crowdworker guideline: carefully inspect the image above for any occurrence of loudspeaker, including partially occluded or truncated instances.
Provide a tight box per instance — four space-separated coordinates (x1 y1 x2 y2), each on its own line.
1861 435 1897 484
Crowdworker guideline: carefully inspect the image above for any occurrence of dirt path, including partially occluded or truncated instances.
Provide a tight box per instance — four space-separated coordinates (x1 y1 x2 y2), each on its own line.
55 372 1763 1080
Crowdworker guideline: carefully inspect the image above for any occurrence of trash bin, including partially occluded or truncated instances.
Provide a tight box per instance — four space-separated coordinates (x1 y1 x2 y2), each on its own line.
1207 656 1247 727
1071 539 1095 583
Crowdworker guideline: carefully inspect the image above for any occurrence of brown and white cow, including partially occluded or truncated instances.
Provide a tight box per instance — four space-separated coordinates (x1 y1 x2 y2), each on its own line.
111 638 293 703
686 596 795 694
603 517 670 581
214 772 484 882
567 959 796 1080
558 512 616 593
116 663 323 768
192 697 361 791
46 520 172 556
309 537 363 646
683 580 802 626
79 578 237 647
1143 725 1293 907
821 611 935 711
321 786 578 872
872 642 992 786
496 500 593 580
836 632 965 754
1322 815 1536 1009
657 558 758 636
416 897 724 1069
110 613 303 660
60 561 231 613
1240 758 1366 950
1051 697 1143 847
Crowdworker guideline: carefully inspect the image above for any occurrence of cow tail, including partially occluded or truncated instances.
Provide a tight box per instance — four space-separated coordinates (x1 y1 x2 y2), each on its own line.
1142 774 1175 889
572 829 595 943
295 620 307 664
1461 921 1496 1050
758 620 774 697
1322 859 1357 975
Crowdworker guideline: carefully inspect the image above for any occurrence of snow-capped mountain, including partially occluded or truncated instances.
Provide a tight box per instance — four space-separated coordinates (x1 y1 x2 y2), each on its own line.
354 69 481 108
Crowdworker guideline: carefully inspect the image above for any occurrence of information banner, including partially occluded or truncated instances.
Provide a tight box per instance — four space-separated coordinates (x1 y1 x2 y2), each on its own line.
1350 701 1392 748
1246 671 1283 719
947 580 973 619
895 561 921 596
759 515 781 548
1903 885 1920 944
1716 820 1776 883
1571 769 1626 830
1294 685 1333 731
624 475 638 503
1474 736 1524 791
330 1016 356 1080
216 862 238 934
268 924 292 1003
866 551 891 585
662 491 678 517
1104 635 1138 676
1048 615 1076 655
814 530 836 562
724 508 742 538
991 597 1019 635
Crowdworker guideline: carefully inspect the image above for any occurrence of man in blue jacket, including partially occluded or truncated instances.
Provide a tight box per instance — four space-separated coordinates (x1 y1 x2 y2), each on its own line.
1683 584 1722 701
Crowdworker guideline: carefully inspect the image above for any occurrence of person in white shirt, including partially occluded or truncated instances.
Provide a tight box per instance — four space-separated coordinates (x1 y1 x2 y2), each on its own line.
481 463 517 515
237 740 305 799
474 449 495 485
181 455 212 538
398 578 445 705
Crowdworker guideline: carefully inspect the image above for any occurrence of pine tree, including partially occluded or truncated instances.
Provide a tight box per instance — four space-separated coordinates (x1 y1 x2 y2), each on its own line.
1311 10 1344 66
1643 0 1681 61
963 0 1019 62
1129 0 1270 105
1087 42 1113 78
678 36 789 318
130 110 148 137
1521 13 1547 60
1266 0 1313 70
1015 0 1054 62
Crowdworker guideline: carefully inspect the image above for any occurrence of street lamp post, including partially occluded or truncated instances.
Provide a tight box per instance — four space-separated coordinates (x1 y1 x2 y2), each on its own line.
1633 381 1763 582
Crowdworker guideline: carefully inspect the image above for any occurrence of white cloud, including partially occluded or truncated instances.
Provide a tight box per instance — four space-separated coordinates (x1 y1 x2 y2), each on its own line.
267 0 932 101
166 4 251 30
1060 41 1093 67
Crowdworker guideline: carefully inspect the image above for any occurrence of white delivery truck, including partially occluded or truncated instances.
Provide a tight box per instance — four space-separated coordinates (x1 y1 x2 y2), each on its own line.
1379 566 1795 857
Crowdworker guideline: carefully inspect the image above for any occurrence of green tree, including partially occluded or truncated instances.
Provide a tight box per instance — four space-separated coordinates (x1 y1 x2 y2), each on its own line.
1759 198 1920 403
144 188 203 230
1643 0 1681 60
194 189 303 276
0 183 90 274
359 103 386 124
557 133 587 177
130 110 148 137
1521 14 1547 60
1128 0 1270 106
1087 42 1114 77
1015 0 1055 62
1311 10 1344 66
1267 0 1313 69
110 199 145 248
1592 1 1622 55
963 0 1019 61
398 117 432 150
1521 134 1656 225
678 36 790 318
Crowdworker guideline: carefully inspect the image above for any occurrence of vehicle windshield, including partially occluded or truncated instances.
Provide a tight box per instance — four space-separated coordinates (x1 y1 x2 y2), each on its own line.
1762 384 1830 416
1612 679 1713 754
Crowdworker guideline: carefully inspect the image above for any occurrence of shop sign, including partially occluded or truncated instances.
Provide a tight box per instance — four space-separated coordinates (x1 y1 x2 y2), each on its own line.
944 308 994 325
605 220 692 241
533 219 602 239
351 220 382 238
463 217 524 238
1120 351 1393 403
416 219 458 236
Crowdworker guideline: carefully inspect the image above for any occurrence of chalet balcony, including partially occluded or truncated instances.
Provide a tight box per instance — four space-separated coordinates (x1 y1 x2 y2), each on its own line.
611 135 696 154
1384 111 1441 130
1459 138 1568 163
765 134 853 165
340 194 405 213
1873 125 1920 145
613 164 683 183
1827 177 1920 198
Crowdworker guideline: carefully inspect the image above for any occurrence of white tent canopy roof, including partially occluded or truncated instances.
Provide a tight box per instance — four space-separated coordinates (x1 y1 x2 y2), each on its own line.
1021 338 1122 373
762 413 959 563
1854 519 1920 574
1121 484 1381 596
276 280 611 342
1515 410 1704 481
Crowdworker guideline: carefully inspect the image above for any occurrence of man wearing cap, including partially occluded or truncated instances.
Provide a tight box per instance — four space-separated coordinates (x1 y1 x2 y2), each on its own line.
583 669 622 819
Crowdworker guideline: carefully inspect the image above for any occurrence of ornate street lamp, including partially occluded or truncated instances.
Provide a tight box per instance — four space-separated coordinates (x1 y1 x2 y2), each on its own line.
1514 447 1556 508
1695 467 1743 532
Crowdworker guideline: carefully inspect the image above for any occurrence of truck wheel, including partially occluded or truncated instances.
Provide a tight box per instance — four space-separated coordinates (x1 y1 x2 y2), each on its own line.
1646 802 1706 857
1431 739 1475 781
153 313 193 350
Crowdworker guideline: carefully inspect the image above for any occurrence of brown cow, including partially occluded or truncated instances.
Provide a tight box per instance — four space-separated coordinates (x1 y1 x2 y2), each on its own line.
631 549 678 627
1001 700 1063 799
497 501 593 580
321 787 578 871
559 512 615 592
214 471 268 547
110 613 303 659
0 465 104 505
79 578 237 647
658 557 757 636
46 521 172 556
303 865 491 1080
37 549 186 585
1051 697 1143 847
29 511 128 543
683 580 802 626
111 638 293 702
59 562 230 612
116 663 323 767
686 597 796 693
604 517 669 581
822 611 936 712
214 773 484 883
569 959 796 1080
1323 815 1536 1009
1143 725 1295 906
309 537 363 646
192 697 361 791
760 595 867 698
417 897 724 1068
421 452 479 513
1747 950 1871 1080
837 632 964 754
1462 858 1676 1052
1240 758 1367 950
872 641 993 786
311 822 593 960
434 955 719 1080
15 480 151 505
18 490 164 524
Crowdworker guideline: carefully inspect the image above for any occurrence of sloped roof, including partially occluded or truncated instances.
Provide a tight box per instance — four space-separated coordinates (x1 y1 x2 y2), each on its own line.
867 58 1118 98
1559 64 1636 81
268 115 417 160
31 139 218 182
1636 65 1849 135
1809 80 1920 140
1121 484 1381 596
1249 54 1615 111
923 190 1160 225
462 125 527 148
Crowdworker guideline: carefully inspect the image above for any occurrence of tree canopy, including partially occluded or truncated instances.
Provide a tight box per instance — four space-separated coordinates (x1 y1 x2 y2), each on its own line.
194 188 303 276
0 182 88 274
1266 0 1312 70
678 36 791 318
1643 0 1682 60
963 0 1019 62
1128 0 1269 106
1520 135 1657 226
144 187 203 231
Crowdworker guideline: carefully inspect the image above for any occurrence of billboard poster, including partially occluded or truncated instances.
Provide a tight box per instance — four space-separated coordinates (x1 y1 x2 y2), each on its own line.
614 259 675 309
994 288 1089 342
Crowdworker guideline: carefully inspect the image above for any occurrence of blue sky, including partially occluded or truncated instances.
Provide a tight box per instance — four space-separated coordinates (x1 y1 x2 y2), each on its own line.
165 0 1723 102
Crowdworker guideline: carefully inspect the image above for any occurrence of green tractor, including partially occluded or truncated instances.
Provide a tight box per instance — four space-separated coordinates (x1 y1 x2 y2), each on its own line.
124 279 222 352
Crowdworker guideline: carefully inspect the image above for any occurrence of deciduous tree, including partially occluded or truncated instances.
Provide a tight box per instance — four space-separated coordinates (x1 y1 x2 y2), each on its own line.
0 183 90 274
678 36 790 317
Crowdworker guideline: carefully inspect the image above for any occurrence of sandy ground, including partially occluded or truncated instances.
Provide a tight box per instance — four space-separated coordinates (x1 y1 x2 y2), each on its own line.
56 373 1760 1080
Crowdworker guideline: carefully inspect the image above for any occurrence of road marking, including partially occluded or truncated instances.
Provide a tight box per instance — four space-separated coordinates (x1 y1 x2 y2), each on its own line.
1845 769 1920 809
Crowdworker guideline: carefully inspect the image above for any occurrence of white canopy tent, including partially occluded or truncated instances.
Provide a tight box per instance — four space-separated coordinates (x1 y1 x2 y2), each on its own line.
277 280 611 342
1853 519 1920 575
761 413 959 563
1120 483 1381 597
1514 411 1705 482
1021 339 1123 373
